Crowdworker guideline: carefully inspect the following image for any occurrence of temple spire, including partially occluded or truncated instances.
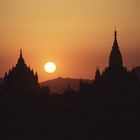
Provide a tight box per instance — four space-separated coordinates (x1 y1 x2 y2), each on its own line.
95 66 101 80
113 29 119 49
109 30 123 69
17 49 25 65
20 49 23 58
115 29 117 39
114 26 117 39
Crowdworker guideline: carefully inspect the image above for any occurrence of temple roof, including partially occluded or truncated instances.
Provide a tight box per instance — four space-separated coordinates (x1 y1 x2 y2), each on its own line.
109 30 123 69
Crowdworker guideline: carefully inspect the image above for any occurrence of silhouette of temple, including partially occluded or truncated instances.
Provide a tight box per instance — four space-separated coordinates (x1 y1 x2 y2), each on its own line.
102 30 128 78
4 50 39 93
109 30 123 69
79 30 138 93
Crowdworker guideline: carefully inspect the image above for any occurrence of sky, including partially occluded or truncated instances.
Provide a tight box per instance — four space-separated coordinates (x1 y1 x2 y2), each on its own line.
0 0 140 81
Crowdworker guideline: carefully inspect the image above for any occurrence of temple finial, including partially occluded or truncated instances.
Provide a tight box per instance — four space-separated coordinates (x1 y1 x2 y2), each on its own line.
114 27 117 39
20 49 22 58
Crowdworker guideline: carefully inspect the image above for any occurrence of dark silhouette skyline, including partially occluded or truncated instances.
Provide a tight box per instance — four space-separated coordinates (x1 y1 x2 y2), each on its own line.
4 49 39 94
1 0 140 82
0 30 140 140
80 30 139 93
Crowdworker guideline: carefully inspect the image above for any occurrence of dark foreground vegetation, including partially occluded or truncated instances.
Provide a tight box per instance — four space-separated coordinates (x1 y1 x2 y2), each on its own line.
0 85 140 140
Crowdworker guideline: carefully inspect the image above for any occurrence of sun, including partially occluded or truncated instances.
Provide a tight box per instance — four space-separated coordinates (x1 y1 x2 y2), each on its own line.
44 62 56 73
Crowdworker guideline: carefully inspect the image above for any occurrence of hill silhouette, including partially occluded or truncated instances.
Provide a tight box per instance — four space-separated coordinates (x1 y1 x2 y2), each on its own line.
40 77 91 93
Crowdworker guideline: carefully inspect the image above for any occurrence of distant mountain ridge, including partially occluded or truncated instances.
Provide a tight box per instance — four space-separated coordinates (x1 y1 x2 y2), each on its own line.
40 77 91 94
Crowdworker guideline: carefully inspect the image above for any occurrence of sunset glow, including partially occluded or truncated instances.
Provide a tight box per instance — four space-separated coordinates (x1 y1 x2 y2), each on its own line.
0 0 140 81
1 1 140 138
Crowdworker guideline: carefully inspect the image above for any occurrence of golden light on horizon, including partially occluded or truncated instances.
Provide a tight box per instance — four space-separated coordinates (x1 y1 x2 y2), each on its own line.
0 0 140 81
44 62 56 73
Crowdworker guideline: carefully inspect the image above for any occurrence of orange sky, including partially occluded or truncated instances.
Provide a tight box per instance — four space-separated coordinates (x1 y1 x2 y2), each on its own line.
0 0 140 81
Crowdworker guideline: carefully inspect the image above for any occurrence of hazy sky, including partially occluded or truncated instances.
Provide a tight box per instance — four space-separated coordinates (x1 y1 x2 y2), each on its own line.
0 0 140 81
